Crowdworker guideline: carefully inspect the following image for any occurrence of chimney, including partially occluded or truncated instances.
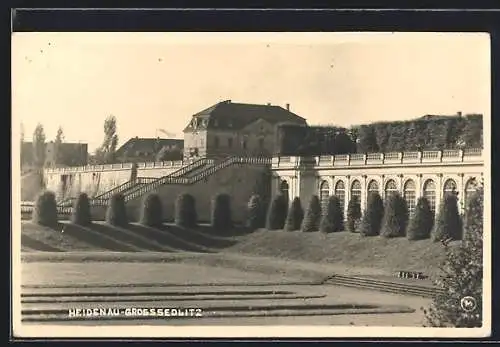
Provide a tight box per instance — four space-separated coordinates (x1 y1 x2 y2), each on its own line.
286 103 290 111
457 111 462 117
267 102 271 106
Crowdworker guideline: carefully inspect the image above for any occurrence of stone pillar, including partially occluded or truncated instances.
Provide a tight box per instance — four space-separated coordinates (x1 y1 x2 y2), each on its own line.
398 174 404 194
345 175 351 217
362 174 368 212
458 173 465 214
436 173 444 215
416 174 423 199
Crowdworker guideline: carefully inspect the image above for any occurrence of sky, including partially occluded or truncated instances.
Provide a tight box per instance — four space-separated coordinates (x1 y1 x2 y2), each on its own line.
12 32 490 153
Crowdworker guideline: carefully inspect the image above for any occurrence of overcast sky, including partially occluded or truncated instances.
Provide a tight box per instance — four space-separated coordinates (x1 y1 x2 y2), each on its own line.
12 32 490 152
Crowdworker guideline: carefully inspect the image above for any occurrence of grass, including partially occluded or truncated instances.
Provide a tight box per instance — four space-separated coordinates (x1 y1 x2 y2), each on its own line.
20 221 454 278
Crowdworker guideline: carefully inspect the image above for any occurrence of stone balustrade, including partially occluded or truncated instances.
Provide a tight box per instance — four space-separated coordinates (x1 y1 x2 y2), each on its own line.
272 148 483 169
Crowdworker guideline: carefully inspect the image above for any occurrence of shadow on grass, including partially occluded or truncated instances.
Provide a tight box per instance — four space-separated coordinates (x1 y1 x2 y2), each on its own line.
90 223 164 251
158 225 239 249
21 234 63 252
61 223 139 252
125 223 213 253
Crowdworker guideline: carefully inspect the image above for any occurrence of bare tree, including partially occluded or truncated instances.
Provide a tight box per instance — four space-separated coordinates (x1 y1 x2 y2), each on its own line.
53 126 64 166
95 115 119 164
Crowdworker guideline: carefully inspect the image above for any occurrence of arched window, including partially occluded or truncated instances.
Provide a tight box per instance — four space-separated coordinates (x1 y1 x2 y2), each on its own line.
334 180 346 212
350 180 362 203
280 180 289 203
385 179 398 198
423 179 436 213
464 178 477 212
367 180 379 200
443 179 457 197
319 180 330 214
404 180 416 216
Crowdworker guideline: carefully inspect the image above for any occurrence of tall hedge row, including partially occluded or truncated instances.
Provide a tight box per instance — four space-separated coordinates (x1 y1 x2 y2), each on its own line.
276 114 482 156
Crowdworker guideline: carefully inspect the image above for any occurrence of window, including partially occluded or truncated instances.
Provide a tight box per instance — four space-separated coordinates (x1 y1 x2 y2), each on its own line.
280 180 289 203
464 178 477 212
443 179 457 197
319 180 330 214
404 180 416 216
350 180 362 203
334 180 346 212
367 180 379 199
385 179 398 198
228 138 233 148
423 179 436 213
259 138 265 148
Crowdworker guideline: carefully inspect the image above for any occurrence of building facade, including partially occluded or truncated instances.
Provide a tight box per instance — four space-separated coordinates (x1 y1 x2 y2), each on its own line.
271 148 483 217
182 100 307 160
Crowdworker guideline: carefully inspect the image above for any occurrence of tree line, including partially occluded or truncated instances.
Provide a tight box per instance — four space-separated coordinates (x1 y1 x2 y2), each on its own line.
276 114 483 156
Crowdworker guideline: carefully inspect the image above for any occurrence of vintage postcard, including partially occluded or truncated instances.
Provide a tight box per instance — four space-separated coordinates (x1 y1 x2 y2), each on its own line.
11 31 491 338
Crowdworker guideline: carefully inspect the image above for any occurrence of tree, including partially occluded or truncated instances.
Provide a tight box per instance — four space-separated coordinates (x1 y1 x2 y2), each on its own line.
247 194 266 230
433 193 462 242
105 193 128 226
360 192 384 236
284 197 304 231
95 115 119 164
266 194 288 230
423 188 483 327
346 196 362 233
53 126 64 166
211 193 233 232
32 190 58 227
301 195 322 232
71 193 92 226
175 193 197 228
407 197 434 240
32 123 46 168
139 193 163 228
380 193 409 238
320 195 344 233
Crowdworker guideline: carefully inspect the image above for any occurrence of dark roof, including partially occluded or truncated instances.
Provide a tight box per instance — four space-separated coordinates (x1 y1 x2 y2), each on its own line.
116 137 184 157
183 100 307 132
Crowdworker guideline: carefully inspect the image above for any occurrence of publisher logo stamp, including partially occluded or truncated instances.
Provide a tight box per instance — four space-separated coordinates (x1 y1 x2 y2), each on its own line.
460 296 477 312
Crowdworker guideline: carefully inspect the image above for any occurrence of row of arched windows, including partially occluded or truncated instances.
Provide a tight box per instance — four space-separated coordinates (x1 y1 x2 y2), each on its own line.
280 177 478 217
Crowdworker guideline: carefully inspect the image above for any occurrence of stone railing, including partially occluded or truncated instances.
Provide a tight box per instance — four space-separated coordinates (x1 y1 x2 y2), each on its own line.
44 159 188 174
272 148 483 169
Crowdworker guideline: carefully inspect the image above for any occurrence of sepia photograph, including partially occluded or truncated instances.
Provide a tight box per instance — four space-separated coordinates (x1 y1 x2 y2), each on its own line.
11 31 490 338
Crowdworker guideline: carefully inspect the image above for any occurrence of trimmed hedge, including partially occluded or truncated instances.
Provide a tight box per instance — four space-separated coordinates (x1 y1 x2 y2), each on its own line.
433 193 462 242
266 194 288 230
284 197 304 231
139 193 163 228
407 197 434 240
175 193 197 228
211 193 233 231
105 193 128 226
380 193 409 238
32 190 58 227
301 195 322 232
360 192 384 236
71 192 92 226
247 194 266 229
320 195 344 233
346 196 362 233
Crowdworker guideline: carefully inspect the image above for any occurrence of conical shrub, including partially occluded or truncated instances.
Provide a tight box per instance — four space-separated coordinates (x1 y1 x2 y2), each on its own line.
407 197 434 240
139 193 163 227
175 193 197 228
381 192 409 238
346 196 362 233
301 195 322 232
32 190 58 227
211 193 233 232
433 193 462 242
266 194 288 230
246 194 266 229
360 192 384 236
105 193 128 226
320 195 344 233
284 197 304 231
71 192 92 226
